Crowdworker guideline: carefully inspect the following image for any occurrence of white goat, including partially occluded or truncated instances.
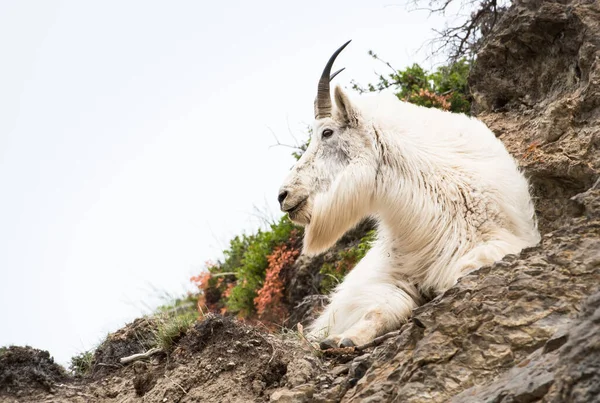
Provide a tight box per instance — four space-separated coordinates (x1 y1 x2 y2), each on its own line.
278 41 540 349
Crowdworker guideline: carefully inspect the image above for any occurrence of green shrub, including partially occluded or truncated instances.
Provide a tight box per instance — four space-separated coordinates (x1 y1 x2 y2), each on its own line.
69 350 94 376
192 216 301 318
320 230 376 294
352 56 472 114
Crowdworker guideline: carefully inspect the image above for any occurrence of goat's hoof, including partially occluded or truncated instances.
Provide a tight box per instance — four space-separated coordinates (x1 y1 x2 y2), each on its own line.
319 338 338 350
339 338 356 348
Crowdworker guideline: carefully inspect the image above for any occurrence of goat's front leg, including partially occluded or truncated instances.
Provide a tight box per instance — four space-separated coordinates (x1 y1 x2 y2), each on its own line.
316 283 420 349
308 248 422 348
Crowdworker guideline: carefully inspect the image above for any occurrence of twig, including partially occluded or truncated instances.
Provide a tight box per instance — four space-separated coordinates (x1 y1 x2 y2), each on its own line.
286 117 301 148
210 272 237 278
355 329 403 351
369 51 399 75
411 0 502 61
296 323 322 355
411 0 454 14
322 346 357 357
267 339 278 365
320 329 404 355
267 126 304 151
95 362 121 369
120 347 163 364
164 373 188 395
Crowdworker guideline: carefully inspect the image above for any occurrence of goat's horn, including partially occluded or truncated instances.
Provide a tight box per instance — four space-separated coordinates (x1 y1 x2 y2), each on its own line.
314 40 351 119
330 68 345 81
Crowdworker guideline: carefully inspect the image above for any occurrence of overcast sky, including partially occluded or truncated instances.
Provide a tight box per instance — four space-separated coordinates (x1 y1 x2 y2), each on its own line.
0 0 462 365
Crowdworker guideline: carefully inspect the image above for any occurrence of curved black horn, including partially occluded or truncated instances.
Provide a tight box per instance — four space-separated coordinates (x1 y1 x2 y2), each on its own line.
314 40 351 119
330 68 345 82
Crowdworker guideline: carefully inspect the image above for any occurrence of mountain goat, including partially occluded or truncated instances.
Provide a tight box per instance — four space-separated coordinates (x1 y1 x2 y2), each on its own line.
277 41 540 349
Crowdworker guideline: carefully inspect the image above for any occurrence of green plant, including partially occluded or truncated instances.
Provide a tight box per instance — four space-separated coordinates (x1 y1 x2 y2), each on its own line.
69 350 94 376
352 56 472 114
320 230 376 293
429 58 471 113
189 216 302 321
155 292 198 315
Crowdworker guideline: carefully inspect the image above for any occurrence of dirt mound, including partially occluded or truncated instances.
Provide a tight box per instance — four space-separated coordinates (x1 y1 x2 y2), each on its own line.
164 314 320 402
0 346 67 396
0 315 331 403
90 317 158 378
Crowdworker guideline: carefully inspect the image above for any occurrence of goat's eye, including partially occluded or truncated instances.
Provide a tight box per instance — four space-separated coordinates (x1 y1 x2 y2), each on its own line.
322 129 333 139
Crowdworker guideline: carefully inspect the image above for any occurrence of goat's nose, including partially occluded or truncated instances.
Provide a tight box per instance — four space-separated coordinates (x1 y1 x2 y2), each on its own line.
278 190 288 208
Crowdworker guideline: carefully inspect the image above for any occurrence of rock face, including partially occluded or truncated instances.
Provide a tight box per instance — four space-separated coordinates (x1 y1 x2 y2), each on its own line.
470 0 600 234
1 0 599 402
451 290 600 403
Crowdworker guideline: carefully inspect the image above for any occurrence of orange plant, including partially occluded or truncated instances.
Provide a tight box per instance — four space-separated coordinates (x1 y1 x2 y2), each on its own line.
190 271 212 313
253 244 299 327
522 141 542 162
405 88 451 111
190 260 236 314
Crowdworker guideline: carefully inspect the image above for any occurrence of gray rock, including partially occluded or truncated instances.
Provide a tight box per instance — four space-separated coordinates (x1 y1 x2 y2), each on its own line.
270 384 315 403
348 355 372 387
451 292 600 403
471 0 600 235
330 365 349 377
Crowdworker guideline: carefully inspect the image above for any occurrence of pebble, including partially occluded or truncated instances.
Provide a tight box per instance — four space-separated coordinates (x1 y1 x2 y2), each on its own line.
330 365 349 376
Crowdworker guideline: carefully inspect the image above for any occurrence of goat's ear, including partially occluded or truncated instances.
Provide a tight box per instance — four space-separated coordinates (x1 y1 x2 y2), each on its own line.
334 86 361 127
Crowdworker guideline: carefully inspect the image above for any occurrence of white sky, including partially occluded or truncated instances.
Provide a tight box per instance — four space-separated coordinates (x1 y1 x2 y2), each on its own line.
0 0 459 365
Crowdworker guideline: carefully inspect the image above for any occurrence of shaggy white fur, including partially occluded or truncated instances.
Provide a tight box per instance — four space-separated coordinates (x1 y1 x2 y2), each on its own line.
278 85 540 348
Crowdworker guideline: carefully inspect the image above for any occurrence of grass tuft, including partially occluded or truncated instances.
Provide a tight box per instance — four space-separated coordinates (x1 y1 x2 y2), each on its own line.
152 310 198 351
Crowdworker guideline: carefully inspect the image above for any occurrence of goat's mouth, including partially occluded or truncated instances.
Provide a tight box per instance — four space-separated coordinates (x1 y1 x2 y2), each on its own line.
285 198 307 215
285 198 310 224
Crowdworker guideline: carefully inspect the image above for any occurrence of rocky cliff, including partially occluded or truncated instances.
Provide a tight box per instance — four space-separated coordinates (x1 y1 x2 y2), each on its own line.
1 0 599 402
339 1 600 401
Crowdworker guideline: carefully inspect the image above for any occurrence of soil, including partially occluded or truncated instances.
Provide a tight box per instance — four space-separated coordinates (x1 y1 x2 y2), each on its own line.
0 315 334 403
0 346 67 397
